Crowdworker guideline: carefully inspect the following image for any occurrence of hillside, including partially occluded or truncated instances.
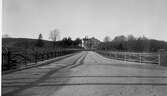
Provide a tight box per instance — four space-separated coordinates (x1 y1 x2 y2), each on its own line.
2 37 83 52
2 38 60 50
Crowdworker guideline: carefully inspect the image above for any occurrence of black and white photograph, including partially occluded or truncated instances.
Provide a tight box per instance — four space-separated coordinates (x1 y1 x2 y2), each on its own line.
2 0 167 96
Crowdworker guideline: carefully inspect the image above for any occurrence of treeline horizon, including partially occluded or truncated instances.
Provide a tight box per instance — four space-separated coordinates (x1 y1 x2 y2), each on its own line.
3 34 167 52
2 37 83 50
2 30 83 50
99 35 167 52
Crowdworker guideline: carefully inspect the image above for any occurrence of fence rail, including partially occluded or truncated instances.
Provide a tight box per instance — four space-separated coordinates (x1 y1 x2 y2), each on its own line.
96 51 160 64
2 49 80 71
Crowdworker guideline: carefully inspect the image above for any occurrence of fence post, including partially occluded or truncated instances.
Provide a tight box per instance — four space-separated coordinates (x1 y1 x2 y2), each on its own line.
139 53 142 64
158 53 161 65
24 51 27 66
55 52 57 57
35 52 38 63
7 52 11 67
52 52 54 58
46 52 48 59
124 52 126 62
51 52 53 58
114 52 116 59
42 53 44 61
159 49 167 66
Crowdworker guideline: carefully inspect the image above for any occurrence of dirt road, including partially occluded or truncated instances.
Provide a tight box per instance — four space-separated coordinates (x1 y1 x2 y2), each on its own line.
2 51 167 96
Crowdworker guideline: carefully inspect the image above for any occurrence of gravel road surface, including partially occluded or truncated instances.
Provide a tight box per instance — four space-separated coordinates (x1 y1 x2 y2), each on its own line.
2 51 167 96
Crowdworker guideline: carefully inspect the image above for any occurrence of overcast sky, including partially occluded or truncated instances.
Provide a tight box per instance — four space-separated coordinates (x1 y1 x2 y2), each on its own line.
2 0 167 41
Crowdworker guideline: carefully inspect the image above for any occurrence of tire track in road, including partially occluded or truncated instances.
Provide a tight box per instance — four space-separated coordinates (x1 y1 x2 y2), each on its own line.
68 51 88 69
3 82 167 87
2 51 88 96
3 75 167 81
88 51 108 64
24 82 167 86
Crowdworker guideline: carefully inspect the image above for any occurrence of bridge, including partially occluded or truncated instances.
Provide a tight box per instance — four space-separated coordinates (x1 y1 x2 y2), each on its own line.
2 51 167 96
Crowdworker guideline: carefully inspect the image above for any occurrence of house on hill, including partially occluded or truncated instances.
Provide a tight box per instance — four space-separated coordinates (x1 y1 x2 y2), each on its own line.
83 37 101 49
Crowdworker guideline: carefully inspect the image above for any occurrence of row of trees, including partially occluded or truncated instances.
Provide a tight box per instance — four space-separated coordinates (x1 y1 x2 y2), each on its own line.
3 29 82 49
36 32 82 48
60 37 82 47
99 35 167 52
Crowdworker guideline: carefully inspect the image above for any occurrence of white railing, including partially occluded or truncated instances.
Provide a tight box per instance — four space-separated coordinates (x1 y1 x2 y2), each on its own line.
96 51 160 64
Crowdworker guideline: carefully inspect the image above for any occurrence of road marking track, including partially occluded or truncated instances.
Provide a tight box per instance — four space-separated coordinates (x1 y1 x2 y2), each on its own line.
2 51 88 96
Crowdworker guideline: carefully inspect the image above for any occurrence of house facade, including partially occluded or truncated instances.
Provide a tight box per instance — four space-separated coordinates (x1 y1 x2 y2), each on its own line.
83 37 101 49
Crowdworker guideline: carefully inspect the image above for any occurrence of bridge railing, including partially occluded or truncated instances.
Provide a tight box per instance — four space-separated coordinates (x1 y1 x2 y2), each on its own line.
2 49 80 71
96 50 160 65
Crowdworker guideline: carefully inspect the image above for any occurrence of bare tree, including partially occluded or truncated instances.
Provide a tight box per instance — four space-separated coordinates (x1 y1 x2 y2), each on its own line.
49 29 60 47
103 36 111 42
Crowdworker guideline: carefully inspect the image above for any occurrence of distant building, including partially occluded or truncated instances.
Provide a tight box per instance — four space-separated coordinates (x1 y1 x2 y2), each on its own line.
83 37 101 49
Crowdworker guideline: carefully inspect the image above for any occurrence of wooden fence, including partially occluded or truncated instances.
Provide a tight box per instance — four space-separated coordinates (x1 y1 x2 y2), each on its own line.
2 49 80 71
96 50 160 64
